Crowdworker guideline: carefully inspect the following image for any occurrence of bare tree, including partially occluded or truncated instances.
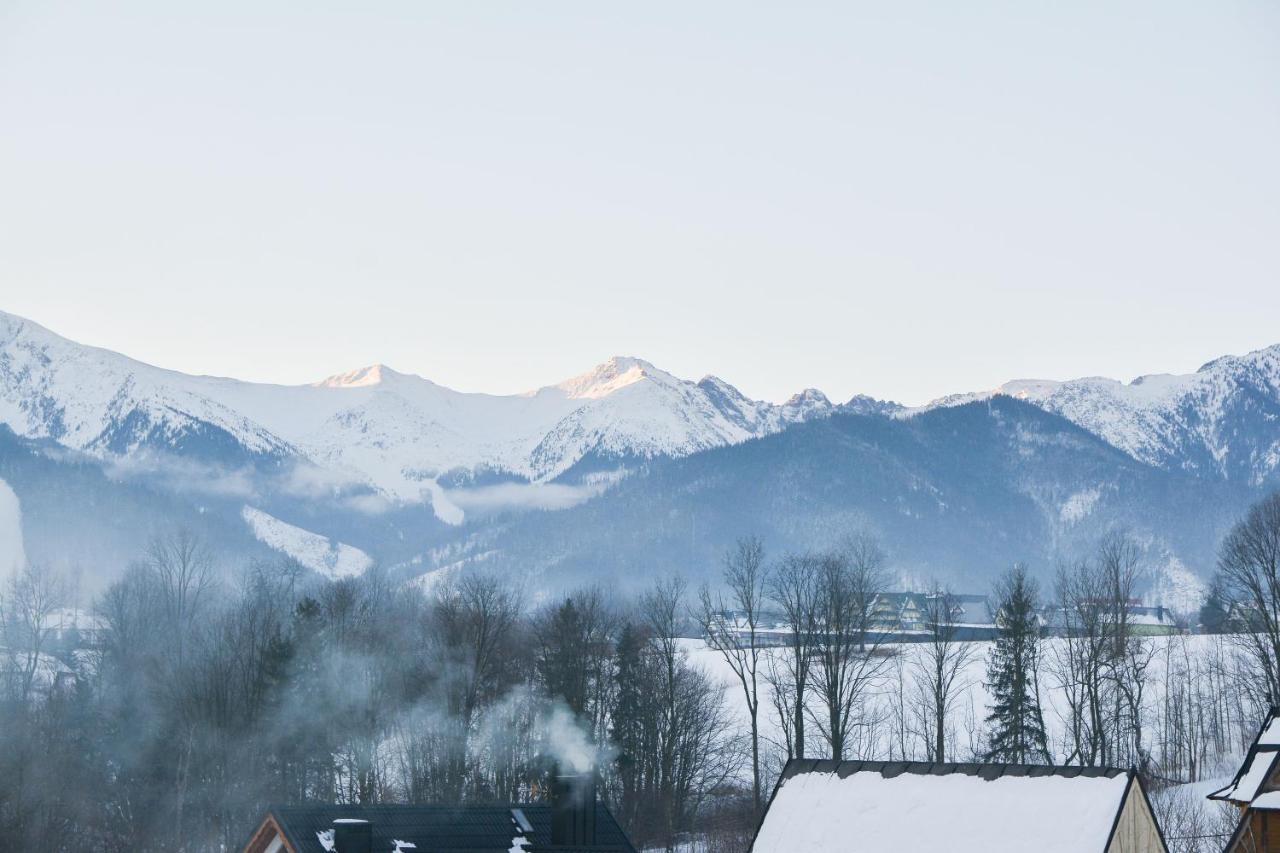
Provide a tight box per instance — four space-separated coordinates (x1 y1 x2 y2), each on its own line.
1049 557 1111 765
767 553 819 759
912 585 977 762
698 536 769 814
810 536 889 759
1217 492 1280 705
640 576 738 851
1098 530 1154 768
1 564 66 703
144 528 216 668
430 572 521 802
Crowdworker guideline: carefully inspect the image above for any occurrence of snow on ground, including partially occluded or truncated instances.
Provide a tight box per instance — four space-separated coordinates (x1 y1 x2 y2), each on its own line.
241 506 372 580
1060 487 1101 525
0 477 25 575
682 634 1248 778
1152 558 1209 615
752 766 1130 853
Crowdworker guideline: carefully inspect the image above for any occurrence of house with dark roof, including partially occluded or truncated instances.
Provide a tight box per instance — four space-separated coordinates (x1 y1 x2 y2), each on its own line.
241 774 636 853
750 759 1168 853
1209 708 1280 852
1039 603 1180 638
868 592 1000 641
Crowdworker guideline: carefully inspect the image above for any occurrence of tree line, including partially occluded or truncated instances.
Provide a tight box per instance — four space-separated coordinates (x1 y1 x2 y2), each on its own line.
3 491 1280 852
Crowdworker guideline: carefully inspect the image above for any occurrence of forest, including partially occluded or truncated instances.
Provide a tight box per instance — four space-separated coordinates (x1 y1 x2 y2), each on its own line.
2 492 1280 853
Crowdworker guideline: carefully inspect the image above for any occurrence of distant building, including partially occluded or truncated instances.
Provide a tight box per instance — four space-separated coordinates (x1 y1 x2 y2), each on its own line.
46 606 106 649
240 774 636 853
751 759 1168 853
1209 708 1280 851
710 591 1001 647
869 592 1000 641
1039 603 1180 637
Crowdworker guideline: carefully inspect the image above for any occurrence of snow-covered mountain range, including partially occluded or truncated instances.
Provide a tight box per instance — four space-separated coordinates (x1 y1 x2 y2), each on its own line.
919 348 1280 487
2 307 1278 597
0 310 834 522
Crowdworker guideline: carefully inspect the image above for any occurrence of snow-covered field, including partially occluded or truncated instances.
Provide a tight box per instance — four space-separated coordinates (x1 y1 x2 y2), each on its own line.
683 634 1250 776
685 634 1251 846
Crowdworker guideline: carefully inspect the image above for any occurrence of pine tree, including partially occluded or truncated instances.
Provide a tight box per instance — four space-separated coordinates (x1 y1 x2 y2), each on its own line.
984 564 1051 763
610 621 646 828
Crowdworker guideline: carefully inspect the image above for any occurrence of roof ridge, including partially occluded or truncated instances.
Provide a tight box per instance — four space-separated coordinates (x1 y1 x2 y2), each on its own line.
780 758 1130 781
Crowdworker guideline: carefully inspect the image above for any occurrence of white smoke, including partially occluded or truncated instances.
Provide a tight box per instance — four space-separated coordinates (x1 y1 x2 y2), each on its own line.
536 702 601 773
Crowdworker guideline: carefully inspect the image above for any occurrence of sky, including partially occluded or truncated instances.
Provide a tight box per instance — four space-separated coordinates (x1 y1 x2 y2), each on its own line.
1 1 1277 405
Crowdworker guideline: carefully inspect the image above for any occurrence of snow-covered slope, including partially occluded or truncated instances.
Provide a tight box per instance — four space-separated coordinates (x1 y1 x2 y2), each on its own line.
5 306 1279 537
917 344 1280 485
0 311 834 518
0 311 294 461
0 477 25 575
241 506 372 579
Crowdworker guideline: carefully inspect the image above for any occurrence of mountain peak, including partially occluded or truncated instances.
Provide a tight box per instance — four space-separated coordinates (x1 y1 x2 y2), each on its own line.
554 356 666 399
315 363 404 388
785 388 831 408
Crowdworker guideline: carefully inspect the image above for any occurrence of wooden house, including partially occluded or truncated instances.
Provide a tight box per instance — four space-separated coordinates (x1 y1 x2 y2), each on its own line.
1210 709 1280 852
750 759 1168 853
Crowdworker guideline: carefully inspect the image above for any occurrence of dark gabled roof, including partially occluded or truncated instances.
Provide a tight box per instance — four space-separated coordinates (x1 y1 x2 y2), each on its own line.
777 758 1128 781
260 802 635 853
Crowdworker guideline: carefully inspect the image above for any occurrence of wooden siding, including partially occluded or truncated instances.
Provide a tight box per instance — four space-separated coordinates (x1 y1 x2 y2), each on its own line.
243 814 294 853
1225 810 1280 853
1106 777 1167 853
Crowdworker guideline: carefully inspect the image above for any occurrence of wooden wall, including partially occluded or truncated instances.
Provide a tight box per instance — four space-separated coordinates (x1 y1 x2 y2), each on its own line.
1106 778 1167 853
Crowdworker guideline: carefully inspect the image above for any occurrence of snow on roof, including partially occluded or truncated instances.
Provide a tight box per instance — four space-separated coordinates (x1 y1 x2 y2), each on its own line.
1210 710 1280 804
752 762 1133 853
1249 791 1280 811
1259 715 1280 747
1209 750 1278 804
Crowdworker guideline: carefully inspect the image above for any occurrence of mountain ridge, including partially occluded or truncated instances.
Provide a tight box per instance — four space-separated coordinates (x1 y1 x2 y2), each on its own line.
3 308 1279 597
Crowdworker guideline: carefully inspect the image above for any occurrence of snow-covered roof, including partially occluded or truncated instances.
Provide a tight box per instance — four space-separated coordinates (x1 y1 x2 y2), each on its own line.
1210 708 1280 804
752 760 1138 853
1248 791 1280 811
1211 750 1279 804
1258 714 1280 747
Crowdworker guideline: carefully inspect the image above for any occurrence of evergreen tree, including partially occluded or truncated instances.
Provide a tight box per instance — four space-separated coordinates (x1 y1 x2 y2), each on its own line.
984 564 1050 763
1199 575 1229 634
610 621 646 828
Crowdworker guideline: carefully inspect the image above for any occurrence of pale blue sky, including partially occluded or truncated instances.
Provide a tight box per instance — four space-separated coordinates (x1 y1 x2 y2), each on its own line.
1 1 1277 404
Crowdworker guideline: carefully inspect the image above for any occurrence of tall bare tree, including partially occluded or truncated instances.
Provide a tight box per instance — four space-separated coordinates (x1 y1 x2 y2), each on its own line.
144 528 215 668
1217 492 1280 705
1 564 66 703
810 536 889 759
1098 530 1154 767
1050 556 1112 765
912 585 976 762
767 552 819 759
698 536 769 814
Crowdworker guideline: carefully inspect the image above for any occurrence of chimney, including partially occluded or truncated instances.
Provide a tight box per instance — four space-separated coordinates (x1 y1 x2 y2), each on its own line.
550 772 597 847
333 818 372 853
